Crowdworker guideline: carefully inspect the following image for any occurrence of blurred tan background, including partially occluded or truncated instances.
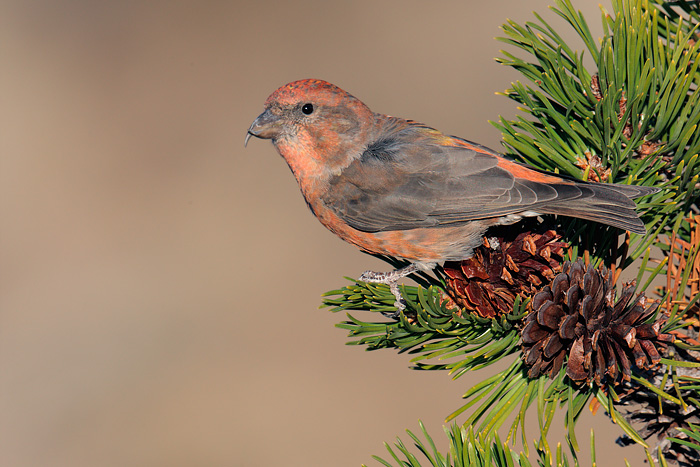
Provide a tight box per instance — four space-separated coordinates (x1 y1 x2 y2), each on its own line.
0 1 643 466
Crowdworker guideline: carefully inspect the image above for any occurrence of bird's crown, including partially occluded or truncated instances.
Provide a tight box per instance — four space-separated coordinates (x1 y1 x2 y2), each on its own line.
265 79 359 108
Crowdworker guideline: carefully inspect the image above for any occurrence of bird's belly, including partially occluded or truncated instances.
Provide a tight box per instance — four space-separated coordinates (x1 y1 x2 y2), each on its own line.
318 209 489 263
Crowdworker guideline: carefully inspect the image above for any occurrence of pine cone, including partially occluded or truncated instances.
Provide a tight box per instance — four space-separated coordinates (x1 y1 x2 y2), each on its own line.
617 364 700 467
443 225 566 318
522 258 674 384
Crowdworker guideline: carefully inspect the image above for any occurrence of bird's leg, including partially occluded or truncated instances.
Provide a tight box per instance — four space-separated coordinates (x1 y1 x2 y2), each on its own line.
359 263 419 318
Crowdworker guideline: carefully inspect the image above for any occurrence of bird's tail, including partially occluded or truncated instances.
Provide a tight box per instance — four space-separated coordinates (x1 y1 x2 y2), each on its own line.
537 183 658 235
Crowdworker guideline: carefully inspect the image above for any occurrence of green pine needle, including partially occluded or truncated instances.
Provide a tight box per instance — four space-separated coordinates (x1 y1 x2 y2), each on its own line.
324 1 700 465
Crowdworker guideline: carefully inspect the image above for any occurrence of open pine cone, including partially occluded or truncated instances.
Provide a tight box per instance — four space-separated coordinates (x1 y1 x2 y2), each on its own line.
522 258 674 384
617 353 700 467
443 225 566 318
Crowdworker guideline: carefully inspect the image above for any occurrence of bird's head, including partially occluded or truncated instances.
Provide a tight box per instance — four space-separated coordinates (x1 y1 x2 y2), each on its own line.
245 79 375 176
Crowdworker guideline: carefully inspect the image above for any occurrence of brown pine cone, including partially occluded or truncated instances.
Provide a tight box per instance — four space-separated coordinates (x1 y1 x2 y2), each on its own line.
522 258 674 384
443 226 566 318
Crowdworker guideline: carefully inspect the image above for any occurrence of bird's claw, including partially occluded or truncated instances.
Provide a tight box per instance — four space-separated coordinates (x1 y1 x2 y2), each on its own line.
359 265 419 318
359 270 383 282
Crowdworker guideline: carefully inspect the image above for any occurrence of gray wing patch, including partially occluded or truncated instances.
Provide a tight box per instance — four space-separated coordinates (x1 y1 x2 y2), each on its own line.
322 136 530 232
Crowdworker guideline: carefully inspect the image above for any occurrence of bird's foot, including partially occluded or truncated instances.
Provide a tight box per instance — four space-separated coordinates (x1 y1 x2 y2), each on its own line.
359 264 419 318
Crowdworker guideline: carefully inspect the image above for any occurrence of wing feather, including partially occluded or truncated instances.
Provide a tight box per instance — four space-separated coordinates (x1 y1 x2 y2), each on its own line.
322 120 653 234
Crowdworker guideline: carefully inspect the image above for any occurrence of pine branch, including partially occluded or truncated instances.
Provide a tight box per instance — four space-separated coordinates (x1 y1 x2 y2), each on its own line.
320 1 700 465
493 0 700 267
322 280 523 372
368 421 596 467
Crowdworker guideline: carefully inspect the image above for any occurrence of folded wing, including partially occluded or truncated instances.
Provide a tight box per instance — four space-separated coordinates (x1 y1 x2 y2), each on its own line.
322 120 655 235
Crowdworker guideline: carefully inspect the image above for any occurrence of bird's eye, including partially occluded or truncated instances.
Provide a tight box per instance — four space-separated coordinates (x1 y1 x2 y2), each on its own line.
301 103 314 115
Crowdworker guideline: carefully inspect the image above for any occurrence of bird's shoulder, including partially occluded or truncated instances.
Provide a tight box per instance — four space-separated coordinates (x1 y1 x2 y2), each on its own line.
355 115 502 171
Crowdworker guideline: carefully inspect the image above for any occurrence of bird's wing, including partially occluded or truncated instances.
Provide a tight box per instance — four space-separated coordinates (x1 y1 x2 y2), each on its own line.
322 120 653 234
322 121 577 232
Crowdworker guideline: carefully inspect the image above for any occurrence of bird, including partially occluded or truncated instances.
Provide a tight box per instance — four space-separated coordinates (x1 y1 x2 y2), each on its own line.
245 79 656 313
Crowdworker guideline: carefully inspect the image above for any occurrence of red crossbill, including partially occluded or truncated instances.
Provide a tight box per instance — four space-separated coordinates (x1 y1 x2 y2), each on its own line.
245 79 656 313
